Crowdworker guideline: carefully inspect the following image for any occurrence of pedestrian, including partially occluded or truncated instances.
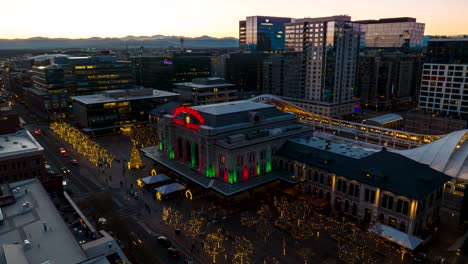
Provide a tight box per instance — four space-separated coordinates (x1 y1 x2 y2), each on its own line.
191 244 195 252
119 180 123 188
109 175 112 181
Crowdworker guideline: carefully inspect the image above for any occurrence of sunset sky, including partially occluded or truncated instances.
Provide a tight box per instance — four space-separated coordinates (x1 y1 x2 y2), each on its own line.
1 0 466 39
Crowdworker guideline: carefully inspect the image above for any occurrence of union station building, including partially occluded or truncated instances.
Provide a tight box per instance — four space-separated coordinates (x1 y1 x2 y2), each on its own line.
144 100 451 237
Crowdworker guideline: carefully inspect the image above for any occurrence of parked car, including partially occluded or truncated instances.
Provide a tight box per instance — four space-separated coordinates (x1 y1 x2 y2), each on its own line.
157 236 171 248
167 247 182 260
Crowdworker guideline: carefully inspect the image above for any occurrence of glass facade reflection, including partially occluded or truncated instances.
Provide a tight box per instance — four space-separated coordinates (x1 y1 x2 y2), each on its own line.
283 16 361 117
356 18 425 49
242 16 291 51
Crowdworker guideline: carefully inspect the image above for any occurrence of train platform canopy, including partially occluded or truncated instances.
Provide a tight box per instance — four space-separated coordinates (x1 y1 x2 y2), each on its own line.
141 174 170 185
154 182 186 195
369 223 423 250
394 129 468 180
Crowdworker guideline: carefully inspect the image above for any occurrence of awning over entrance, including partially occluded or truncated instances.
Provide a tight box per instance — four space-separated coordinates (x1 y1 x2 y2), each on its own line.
368 223 423 250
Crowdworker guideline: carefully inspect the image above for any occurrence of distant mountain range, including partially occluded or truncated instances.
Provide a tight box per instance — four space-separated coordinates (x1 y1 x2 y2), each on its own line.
0 35 239 50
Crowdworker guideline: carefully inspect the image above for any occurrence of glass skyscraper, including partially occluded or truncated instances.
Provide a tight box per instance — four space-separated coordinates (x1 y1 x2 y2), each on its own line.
239 16 292 52
355 17 425 49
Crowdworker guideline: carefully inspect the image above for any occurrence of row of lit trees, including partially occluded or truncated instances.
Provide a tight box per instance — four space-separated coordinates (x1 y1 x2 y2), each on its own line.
270 196 410 264
50 122 115 167
161 207 255 263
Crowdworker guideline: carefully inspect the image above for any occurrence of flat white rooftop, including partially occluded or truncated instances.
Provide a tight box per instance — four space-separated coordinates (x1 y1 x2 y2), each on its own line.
192 100 274 116
0 129 44 161
290 137 375 159
0 179 87 264
174 82 235 89
71 89 179 105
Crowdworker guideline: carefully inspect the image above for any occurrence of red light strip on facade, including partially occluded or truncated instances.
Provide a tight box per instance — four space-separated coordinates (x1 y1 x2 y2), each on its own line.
173 106 205 124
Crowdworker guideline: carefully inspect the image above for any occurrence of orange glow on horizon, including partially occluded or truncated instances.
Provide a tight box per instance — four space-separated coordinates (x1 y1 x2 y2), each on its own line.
1 0 467 39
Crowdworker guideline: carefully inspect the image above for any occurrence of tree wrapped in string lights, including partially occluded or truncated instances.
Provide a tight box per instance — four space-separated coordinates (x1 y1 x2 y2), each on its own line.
297 247 315 264
128 140 145 170
183 210 206 239
232 236 253 264
50 122 115 168
263 257 280 264
203 228 228 263
162 206 185 233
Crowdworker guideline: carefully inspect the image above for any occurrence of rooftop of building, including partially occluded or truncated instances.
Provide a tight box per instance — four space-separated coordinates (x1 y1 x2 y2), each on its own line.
365 114 403 125
0 129 44 161
289 15 351 24
174 77 235 89
192 100 273 116
288 137 376 159
0 179 88 264
71 88 179 105
354 17 418 24
277 137 451 200
429 38 468 42
245 15 292 20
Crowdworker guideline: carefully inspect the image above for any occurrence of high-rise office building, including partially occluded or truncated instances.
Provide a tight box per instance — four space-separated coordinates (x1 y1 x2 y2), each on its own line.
263 52 304 98
357 51 422 110
225 53 269 97
239 16 292 51
131 52 212 91
426 38 468 64
355 17 425 49
28 55 134 119
32 56 134 96
132 56 174 90
418 38 468 119
282 16 361 117
239 20 247 49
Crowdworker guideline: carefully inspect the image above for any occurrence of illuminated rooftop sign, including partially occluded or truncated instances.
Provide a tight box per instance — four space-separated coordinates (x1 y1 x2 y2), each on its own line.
172 106 205 131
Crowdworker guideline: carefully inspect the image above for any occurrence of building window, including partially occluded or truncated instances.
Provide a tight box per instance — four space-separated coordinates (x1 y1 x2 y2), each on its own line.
379 213 385 223
388 216 397 228
344 200 349 213
335 197 342 210
220 155 225 165
314 171 318 182
349 183 360 198
319 173 324 184
352 203 357 216
364 188 376 204
260 150 266 159
337 179 347 193
307 170 312 180
249 152 255 162
400 221 407 232
396 199 409 215
381 194 394 210
327 175 333 187
237 155 243 166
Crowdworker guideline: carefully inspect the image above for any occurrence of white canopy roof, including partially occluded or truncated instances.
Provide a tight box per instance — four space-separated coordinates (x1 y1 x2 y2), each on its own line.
154 182 186 195
369 223 423 250
394 129 468 180
141 174 170 185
